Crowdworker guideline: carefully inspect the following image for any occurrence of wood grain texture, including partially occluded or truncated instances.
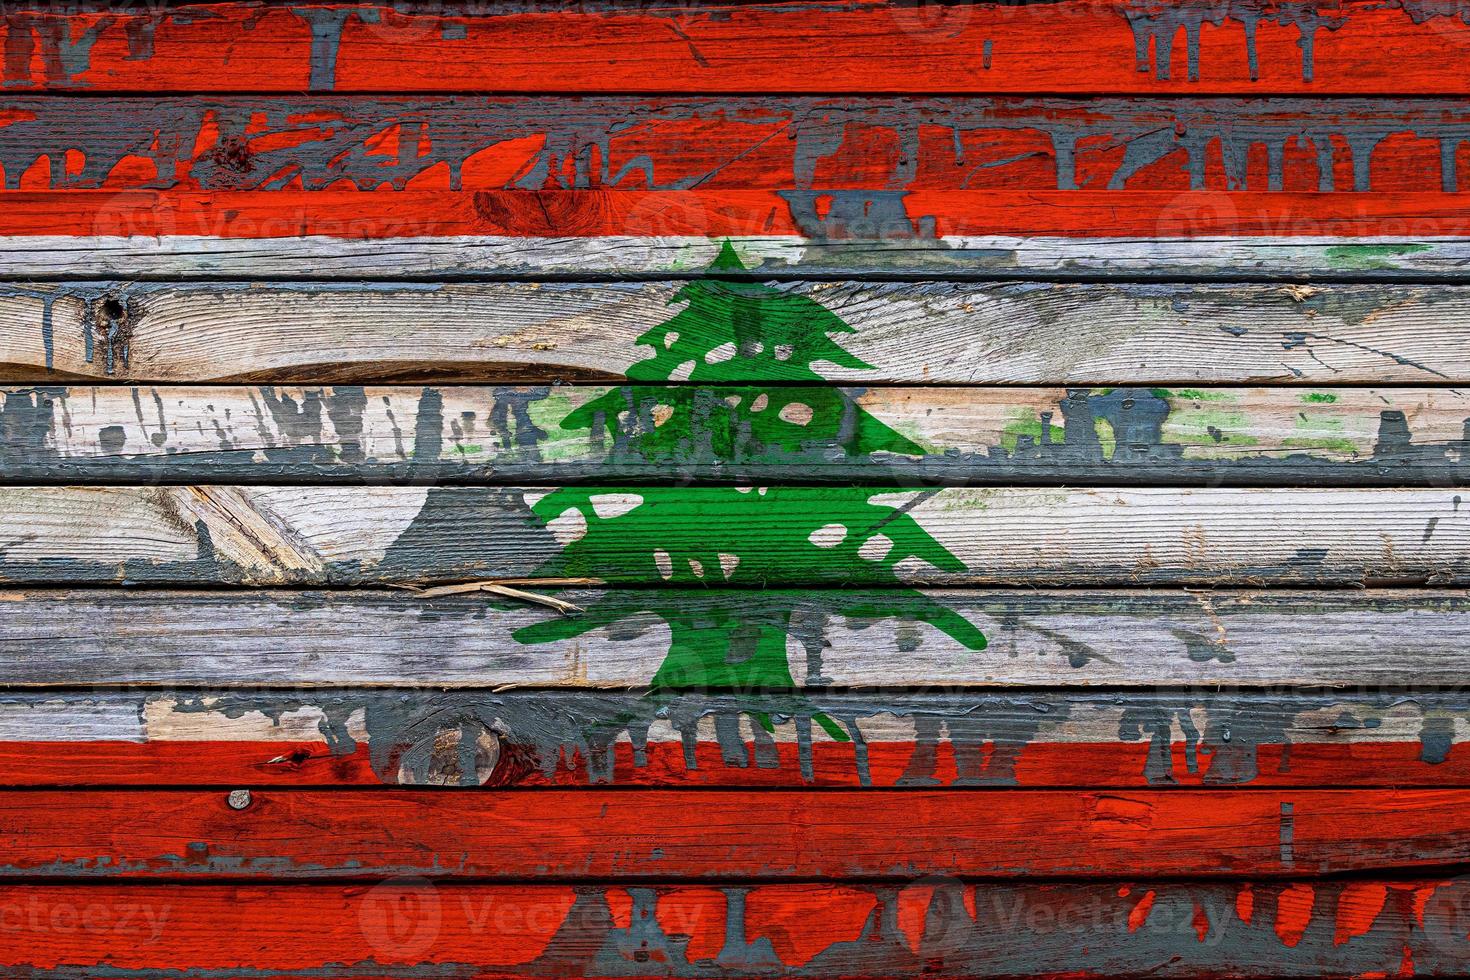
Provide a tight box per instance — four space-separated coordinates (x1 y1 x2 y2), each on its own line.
0 485 1464 586
4 384 1466 486
4 879 1469 977
3 689 1469 789
0 234 1467 279
6 1 1470 94
0 788 1467 879
5 281 1470 385
3 588 1469 689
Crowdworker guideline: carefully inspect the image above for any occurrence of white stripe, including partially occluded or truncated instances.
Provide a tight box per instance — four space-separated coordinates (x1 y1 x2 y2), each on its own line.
0 235 1466 278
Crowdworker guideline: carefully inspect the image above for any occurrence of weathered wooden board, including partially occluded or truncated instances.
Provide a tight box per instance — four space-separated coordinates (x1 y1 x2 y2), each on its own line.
5 689 1470 789
12 97 1470 195
4 588 1469 689
0 788 1467 878
3 234 1469 279
5 878 1470 977
9 189 1470 246
5 281 1470 385
5 1 1470 94
4 235 1470 279
0 485 1464 586
4 384 1467 486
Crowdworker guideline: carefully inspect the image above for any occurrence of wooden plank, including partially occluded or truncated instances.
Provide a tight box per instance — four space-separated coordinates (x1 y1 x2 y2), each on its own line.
3 878 1468 977
4 384 1468 487
8 189 1470 246
6 2 1470 94
6 281 1470 385
0 485 1464 586
2 234 1469 280
11 96 1470 196
0 787 1465 879
5 689 1470 789
4 588 1469 689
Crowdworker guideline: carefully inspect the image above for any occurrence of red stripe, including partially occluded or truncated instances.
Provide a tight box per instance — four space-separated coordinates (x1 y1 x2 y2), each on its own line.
13 189 1470 240
6 3 1470 94
0 743 381 786
0 788 1463 878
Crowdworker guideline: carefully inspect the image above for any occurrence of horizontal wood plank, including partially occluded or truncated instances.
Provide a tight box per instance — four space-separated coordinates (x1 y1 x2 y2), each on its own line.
5 281 1470 385
5 2 1470 94
3 878 1468 977
5 689 1470 789
0 485 1464 586
13 97 1470 197
0 788 1465 878
3 589 1469 689
4 384 1467 486
7 189 1470 247
3 235 1470 279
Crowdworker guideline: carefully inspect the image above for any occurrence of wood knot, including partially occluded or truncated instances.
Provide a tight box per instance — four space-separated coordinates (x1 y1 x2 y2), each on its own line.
205 135 256 178
90 294 136 376
394 722 502 787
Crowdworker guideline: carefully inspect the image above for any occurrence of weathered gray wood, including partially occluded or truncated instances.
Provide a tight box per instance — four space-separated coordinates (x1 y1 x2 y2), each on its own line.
3 384 1467 486
0 485 1465 586
4 688 1465 788
2 235 1468 280
5 281 1470 384
3 589 1469 688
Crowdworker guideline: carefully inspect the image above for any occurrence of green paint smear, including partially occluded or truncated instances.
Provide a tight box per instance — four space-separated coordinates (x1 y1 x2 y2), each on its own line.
1296 414 1345 433
1094 417 1116 460
1324 244 1432 271
1174 389 1234 402
527 391 588 463
1282 436 1360 455
453 443 483 455
1000 410 1048 454
1301 392 1338 404
1163 408 1259 450
518 243 987 750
